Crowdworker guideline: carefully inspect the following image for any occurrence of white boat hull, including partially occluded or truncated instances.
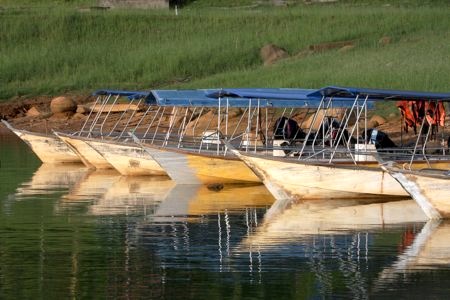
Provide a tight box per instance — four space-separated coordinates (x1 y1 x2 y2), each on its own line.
86 139 167 176
142 144 261 185
236 153 408 200
2 120 80 164
383 167 450 219
56 134 114 170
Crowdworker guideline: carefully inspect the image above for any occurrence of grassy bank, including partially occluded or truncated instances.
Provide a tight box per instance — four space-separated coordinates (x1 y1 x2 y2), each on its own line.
0 1 449 101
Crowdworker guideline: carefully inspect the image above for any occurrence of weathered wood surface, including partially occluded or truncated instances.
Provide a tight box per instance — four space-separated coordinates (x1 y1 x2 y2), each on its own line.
143 144 261 185
86 139 167 176
2 120 81 164
385 167 450 219
236 154 409 200
155 184 274 217
87 103 141 113
56 134 114 170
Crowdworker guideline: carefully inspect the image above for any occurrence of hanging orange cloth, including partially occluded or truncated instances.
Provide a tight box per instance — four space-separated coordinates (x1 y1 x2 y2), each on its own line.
424 101 445 127
397 100 446 133
396 100 418 133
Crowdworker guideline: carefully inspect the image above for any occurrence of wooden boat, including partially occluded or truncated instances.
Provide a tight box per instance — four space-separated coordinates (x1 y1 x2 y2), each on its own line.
55 132 113 169
379 163 450 219
227 86 450 201
133 88 326 184
368 90 450 219
229 152 409 200
85 139 167 176
1 120 81 164
54 90 155 171
140 143 261 184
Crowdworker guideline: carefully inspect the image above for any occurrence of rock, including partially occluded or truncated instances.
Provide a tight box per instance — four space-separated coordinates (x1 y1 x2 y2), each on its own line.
379 36 391 46
76 105 89 114
41 112 54 119
50 111 74 120
228 108 244 118
369 115 387 127
50 96 77 114
260 43 289 66
72 113 86 120
26 106 41 117
304 108 350 130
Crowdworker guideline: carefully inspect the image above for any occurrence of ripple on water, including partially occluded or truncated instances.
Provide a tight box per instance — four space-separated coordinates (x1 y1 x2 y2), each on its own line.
1 132 450 298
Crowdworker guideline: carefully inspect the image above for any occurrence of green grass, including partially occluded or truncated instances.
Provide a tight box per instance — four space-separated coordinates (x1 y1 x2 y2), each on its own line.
0 1 449 102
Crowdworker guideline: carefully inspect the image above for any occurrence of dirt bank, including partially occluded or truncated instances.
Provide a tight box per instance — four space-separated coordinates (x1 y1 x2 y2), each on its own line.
0 95 95 134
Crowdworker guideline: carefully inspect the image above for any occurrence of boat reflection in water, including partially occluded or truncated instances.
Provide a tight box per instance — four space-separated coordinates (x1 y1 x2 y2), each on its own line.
59 170 174 216
243 198 428 243
152 184 274 220
15 163 88 198
376 220 450 282
63 169 122 201
234 199 450 298
88 176 175 216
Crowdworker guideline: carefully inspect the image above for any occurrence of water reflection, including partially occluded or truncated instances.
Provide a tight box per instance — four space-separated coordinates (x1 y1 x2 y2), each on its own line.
242 199 427 246
2 133 450 299
153 184 274 220
15 163 87 198
232 199 434 298
88 176 175 216
377 220 450 274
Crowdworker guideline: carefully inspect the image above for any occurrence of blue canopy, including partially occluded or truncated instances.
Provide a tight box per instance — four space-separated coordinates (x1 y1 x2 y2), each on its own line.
150 88 367 108
205 88 316 99
93 90 152 101
313 86 450 101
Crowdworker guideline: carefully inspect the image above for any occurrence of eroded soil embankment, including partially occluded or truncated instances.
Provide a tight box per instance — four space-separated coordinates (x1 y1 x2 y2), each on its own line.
0 95 95 134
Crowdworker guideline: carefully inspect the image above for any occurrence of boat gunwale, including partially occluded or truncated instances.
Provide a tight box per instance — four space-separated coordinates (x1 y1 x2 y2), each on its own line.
239 151 450 172
385 165 450 180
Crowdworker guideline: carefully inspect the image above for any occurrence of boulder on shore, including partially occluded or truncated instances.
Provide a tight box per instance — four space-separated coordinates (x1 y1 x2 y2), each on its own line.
72 113 86 120
260 43 289 65
369 115 387 128
26 106 41 117
50 111 75 120
76 104 90 114
50 96 77 114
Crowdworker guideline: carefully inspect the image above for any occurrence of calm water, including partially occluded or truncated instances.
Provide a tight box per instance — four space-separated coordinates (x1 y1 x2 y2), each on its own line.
1 130 450 299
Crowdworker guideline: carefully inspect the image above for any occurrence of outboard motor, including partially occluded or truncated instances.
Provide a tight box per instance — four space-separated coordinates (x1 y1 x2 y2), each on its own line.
365 128 397 149
272 117 304 156
273 116 303 140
